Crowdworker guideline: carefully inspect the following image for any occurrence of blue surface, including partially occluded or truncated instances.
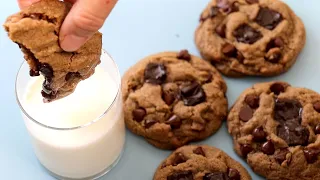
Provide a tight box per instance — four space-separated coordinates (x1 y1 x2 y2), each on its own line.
1 0 320 179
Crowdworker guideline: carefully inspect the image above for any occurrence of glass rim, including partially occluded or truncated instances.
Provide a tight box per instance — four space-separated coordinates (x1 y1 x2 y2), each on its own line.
15 49 121 131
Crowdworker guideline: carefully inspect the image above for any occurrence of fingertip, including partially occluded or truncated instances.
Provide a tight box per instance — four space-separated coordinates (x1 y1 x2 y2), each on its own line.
60 34 88 52
59 0 117 52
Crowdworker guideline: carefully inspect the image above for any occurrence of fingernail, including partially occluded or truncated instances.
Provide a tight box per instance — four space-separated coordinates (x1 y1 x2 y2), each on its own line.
60 34 88 52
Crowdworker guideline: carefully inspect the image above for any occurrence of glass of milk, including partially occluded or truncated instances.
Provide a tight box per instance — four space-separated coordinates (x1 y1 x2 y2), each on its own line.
15 50 125 180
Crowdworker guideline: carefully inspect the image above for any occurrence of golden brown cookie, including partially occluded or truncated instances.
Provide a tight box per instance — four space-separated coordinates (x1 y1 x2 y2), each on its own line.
154 145 252 180
195 0 306 77
4 0 102 102
228 81 320 180
122 50 228 150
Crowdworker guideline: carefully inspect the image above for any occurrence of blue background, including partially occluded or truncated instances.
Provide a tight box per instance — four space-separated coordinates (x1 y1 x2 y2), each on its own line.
0 0 319 179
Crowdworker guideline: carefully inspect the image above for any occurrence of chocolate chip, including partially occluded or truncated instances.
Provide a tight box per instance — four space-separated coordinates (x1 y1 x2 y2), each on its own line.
181 82 198 96
145 119 157 128
41 90 57 100
270 83 285 95
162 91 175 105
210 7 219 17
180 82 206 106
315 123 320 134
274 37 284 47
303 148 320 164
227 168 241 180
266 37 284 51
215 24 226 38
199 15 206 22
275 99 309 146
239 105 253 122
228 2 239 14
203 172 228 180
193 147 205 156
246 0 258 4
65 72 80 81
233 24 262 44
217 0 238 14
44 77 52 84
144 63 167 85
245 94 260 109
277 122 309 146
166 115 182 128
132 108 146 122
261 140 275 155
177 50 191 61
42 79 52 94
274 99 302 121
236 51 244 63
29 69 40 77
204 73 213 83
222 43 237 57
161 162 167 169
200 7 219 22
39 63 53 78
255 7 283 30
266 43 273 52
274 148 290 164
167 171 193 180
252 127 266 142
172 152 187 166
265 50 281 63
304 150 316 164
313 101 320 113
240 144 253 157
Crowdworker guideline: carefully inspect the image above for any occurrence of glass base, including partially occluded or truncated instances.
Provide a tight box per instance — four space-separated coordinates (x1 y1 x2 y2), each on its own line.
39 149 124 180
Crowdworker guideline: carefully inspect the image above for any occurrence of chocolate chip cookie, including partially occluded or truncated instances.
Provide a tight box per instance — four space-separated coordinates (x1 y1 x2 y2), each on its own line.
154 145 251 180
228 81 320 180
195 0 306 77
122 50 228 150
4 0 102 102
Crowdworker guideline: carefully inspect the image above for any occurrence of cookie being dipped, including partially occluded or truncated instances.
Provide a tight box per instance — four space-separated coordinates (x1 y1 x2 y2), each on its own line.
4 0 102 102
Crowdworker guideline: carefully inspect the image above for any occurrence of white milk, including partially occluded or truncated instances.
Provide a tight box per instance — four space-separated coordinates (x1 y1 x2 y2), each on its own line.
21 67 125 179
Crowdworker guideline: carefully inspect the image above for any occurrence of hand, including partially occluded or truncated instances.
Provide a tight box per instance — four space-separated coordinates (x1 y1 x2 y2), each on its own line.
18 0 117 52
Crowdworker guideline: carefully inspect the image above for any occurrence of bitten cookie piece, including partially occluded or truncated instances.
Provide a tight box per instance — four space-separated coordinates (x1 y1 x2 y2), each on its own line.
122 50 228 150
4 0 102 102
154 145 252 180
228 81 320 180
195 0 306 77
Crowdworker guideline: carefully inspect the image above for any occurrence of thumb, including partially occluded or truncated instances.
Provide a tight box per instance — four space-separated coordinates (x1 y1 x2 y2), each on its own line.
60 0 117 52
18 0 40 9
